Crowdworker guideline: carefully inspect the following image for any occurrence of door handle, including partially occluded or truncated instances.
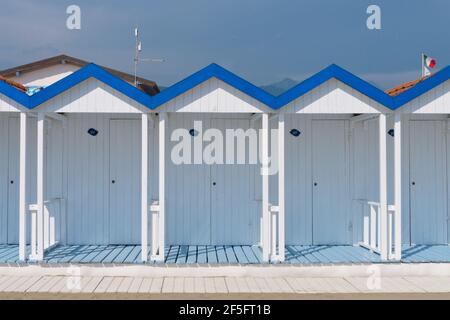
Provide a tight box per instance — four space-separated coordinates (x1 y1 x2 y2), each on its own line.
212 182 216 186
10 180 14 184
314 182 318 186
411 181 415 186
112 180 116 184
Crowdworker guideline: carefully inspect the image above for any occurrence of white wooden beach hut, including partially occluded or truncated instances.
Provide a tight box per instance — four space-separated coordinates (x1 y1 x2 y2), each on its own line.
150 64 279 262
0 56 160 262
389 77 450 247
272 65 400 262
23 65 158 262
0 58 449 265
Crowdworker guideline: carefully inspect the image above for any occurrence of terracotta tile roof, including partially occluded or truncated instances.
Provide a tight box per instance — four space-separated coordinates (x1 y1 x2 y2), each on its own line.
385 75 430 96
0 75 27 92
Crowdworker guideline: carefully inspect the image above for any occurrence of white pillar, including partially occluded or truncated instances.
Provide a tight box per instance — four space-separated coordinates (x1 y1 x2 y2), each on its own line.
19 112 27 261
36 113 45 261
261 113 270 262
394 113 402 260
379 113 388 260
141 113 149 262
277 113 285 261
157 112 166 262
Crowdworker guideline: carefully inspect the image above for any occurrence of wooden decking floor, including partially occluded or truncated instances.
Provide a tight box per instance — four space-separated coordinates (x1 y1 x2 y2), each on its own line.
0 245 263 265
401 245 450 263
0 244 449 264
284 245 382 264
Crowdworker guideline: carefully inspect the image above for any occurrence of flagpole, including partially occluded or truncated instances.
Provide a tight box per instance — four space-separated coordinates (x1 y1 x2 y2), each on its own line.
421 52 424 77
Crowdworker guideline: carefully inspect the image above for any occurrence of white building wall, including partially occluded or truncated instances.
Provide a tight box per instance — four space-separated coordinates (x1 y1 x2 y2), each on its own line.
165 113 261 245
7 72 450 247
402 80 450 114
9 64 80 87
397 82 450 244
351 116 395 243
159 78 270 113
44 120 64 245
272 114 396 245
63 113 157 245
350 113 450 245
393 114 450 245
0 114 9 243
0 113 38 244
282 79 387 114
37 78 147 113
0 93 23 112
282 115 311 244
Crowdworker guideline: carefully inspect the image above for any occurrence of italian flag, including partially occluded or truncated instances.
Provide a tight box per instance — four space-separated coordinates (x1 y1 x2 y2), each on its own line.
424 54 436 69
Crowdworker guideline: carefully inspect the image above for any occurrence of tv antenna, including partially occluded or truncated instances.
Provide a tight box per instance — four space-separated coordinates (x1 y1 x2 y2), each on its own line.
134 26 165 86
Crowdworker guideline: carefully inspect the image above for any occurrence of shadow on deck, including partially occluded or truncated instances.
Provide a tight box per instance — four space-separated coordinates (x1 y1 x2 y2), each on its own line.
0 244 449 265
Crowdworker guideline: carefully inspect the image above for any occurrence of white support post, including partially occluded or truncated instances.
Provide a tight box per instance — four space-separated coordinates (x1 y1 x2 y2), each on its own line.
370 205 377 248
36 113 45 261
271 212 277 257
141 113 149 262
363 213 369 246
157 112 166 262
388 211 393 258
31 210 37 257
261 113 270 262
19 112 27 261
277 113 285 261
394 113 402 260
379 114 388 260
151 202 159 257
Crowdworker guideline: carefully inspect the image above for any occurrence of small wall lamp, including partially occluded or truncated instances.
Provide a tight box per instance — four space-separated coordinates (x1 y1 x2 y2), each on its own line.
388 129 394 137
87 128 99 136
289 129 301 137
189 128 199 137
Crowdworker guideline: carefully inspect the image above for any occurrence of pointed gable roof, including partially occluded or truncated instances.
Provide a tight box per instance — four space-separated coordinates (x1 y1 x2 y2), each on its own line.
29 63 153 109
274 64 394 109
150 63 276 109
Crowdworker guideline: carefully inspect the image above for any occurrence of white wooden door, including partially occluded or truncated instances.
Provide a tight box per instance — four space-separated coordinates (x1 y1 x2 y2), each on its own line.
166 115 211 245
410 120 447 244
7 117 19 244
0 116 7 244
312 120 350 245
109 120 141 244
285 116 311 244
210 119 258 245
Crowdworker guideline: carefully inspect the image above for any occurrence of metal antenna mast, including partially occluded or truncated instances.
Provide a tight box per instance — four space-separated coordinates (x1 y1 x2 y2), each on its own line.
134 26 165 87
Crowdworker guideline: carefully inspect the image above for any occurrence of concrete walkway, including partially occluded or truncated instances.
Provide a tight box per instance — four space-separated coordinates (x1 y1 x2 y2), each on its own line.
0 274 449 298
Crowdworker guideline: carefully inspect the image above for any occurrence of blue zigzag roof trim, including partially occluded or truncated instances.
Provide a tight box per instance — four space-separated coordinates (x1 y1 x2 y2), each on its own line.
28 63 153 108
0 80 31 108
1 61 449 111
150 63 276 109
273 64 394 109
390 66 450 109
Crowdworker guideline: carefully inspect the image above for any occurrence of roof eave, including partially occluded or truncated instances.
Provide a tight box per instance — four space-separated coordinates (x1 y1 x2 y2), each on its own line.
391 66 450 109
274 64 395 110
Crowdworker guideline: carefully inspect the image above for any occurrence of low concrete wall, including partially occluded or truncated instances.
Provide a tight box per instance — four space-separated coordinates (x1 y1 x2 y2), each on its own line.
1 263 450 278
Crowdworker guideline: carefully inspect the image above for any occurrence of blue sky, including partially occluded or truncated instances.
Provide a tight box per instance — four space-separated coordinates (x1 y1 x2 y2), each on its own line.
0 0 448 89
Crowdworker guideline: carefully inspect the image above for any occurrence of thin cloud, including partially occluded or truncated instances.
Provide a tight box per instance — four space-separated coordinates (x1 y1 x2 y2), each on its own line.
0 0 448 88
